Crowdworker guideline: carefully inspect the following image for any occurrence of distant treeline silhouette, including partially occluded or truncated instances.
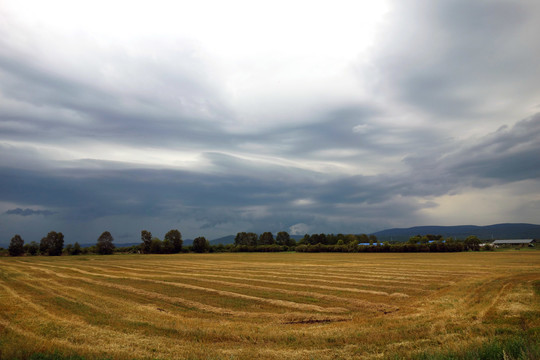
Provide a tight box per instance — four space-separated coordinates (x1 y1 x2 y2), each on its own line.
5 230 493 256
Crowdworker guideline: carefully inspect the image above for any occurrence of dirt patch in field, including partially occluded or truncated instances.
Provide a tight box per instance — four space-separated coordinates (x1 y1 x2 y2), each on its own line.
282 315 351 325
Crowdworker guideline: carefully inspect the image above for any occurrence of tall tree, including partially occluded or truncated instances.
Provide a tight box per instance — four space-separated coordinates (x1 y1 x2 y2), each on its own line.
234 232 258 246
97 231 115 255
275 231 290 246
308 233 327 245
246 232 258 246
164 229 182 253
235 232 248 246
141 230 152 254
40 236 51 255
43 231 64 256
258 232 274 245
192 236 210 253
8 234 24 256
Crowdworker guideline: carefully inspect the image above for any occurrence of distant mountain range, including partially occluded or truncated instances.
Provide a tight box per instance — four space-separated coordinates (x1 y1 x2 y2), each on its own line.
372 223 540 242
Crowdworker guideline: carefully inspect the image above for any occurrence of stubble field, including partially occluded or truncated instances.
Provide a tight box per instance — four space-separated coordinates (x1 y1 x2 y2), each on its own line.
0 252 539 359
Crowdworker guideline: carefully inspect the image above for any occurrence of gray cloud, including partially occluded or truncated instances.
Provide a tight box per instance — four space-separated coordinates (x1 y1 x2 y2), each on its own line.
0 30 233 152
369 1 540 120
1 112 539 244
1 1 539 244
403 113 540 190
5 208 56 217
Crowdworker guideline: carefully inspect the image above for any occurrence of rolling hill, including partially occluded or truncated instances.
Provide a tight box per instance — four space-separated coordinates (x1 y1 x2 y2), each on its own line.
372 223 540 242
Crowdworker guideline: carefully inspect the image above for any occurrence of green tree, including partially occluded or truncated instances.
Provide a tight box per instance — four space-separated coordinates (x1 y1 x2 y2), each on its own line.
419 236 430 244
97 231 115 255
141 230 152 254
44 231 64 256
309 233 327 245
192 236 210 253
299 234 310 245
40 236 50 254
234 232 247 246
327 234 341 245
246 232 258 246
64 244 73 255
72 242 82 255
150 237 163 254
258 232 274 246
345 234 357 245
162 238 174 253
164 229 182 253
8 234 24 256
235 232 258 246
285 236 296 247
357 234 369 243
26 241 39 256
275 231 290 246
408 235 422 244
464 235 481 251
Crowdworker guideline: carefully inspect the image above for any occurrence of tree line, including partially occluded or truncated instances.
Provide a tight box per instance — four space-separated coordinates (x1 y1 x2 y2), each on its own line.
5 229 491 257
295 235 486 253
5 229 194 256
6 231 489 256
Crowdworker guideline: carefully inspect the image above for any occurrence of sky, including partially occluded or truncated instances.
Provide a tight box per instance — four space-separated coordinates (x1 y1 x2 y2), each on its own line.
1 0 540 245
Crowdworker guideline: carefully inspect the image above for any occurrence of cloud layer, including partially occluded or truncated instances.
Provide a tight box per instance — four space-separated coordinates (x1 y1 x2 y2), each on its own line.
5 208 56 217
1 0 539 244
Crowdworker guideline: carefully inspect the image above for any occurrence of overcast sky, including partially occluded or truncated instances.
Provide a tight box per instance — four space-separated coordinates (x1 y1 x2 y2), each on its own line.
1 0 540 245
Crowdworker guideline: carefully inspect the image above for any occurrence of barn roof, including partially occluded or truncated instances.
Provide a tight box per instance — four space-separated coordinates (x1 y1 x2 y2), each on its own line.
492 239 535 244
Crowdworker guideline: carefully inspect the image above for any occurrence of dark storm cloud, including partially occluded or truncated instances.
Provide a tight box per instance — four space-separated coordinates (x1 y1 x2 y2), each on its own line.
1 113 539 242
307 113 540 206
0 161 301 221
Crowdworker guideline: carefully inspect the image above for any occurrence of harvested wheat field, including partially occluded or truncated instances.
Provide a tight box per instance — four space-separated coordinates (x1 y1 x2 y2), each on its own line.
0 252 539 359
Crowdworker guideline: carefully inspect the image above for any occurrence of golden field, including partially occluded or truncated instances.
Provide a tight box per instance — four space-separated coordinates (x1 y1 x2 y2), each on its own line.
0 252 539 359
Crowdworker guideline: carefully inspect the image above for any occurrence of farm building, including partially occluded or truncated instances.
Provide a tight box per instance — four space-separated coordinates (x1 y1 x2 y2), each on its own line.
492 239 536 247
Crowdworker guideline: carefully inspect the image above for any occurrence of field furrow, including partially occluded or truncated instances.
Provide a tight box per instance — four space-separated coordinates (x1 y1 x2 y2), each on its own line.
1 252 538 360
27 262 351 314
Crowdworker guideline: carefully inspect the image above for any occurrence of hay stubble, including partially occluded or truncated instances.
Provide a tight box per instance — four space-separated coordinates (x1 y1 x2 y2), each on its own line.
1 252 538 359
